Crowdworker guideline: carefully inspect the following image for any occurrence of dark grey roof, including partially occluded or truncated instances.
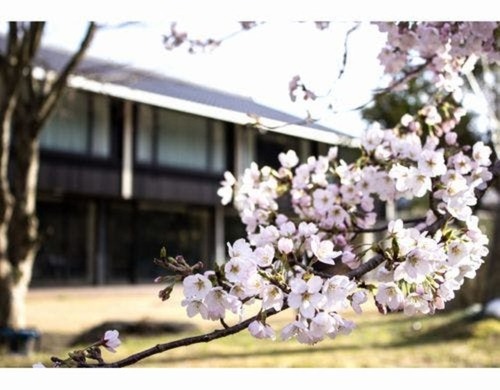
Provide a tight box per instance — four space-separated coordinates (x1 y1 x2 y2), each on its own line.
1 36 345 136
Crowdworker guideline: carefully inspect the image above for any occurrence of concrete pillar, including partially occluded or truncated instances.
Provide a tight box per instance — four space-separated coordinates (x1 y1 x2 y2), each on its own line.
121 100 133 199
85 201 96 284
214 204 226 266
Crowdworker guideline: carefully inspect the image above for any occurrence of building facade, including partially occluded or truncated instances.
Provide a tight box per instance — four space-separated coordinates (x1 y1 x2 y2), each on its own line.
30 45 354 286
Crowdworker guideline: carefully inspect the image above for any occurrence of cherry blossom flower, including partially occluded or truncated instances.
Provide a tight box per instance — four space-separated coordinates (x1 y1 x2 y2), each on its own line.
403 293 431 316
217 171 236 205
248 320 275 340
322 275 356 311
182 299 209 319
472 142 492 166
361 125 385 153
227 238 253 260
418 149 446 177
224 258 257 283
261 284 284 311
281 319 308 341
183 273 212 300
204 287 242 320
375 282 404 311
351 291 368 314
277 237 294 254
287 276 325 318
102 330 121 353
312 188 336 214
278 150 299 169
310 236 341 265
394 249 432 283
309 311 338 341
253 244 275 267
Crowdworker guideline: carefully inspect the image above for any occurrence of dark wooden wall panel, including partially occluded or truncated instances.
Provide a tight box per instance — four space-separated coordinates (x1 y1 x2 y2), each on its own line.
134 172 219 205
39 161 121 196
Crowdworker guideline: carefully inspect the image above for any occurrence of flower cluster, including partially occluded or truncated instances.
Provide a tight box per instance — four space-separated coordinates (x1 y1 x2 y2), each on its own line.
375 22 500 92
180 97 494 345
179 22 497 346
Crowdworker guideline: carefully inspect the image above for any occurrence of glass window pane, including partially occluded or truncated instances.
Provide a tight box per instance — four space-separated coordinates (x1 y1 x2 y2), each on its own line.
91 95 111 157
34 199 88 285
134 205 211 281
41 89 88 153
211 120 226 172
136 104 154 163
157 109 208 170
256 132 300 169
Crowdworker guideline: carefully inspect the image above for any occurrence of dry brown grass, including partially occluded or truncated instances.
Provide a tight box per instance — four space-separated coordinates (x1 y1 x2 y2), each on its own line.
0 284 499 368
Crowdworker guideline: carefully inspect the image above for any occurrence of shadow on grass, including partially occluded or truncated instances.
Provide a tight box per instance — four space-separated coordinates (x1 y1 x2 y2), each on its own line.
71 320 197 346
7 310 494 367
151 311 499 365
388 311 499 348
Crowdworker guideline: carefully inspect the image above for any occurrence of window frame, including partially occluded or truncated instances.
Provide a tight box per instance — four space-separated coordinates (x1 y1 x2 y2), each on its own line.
133 103 227 176
40 88 115 162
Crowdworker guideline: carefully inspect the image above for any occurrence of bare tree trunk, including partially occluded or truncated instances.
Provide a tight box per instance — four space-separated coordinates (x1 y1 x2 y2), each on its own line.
483 205 500 303
0 22 96 332
0 100 16 329
6 122 40 329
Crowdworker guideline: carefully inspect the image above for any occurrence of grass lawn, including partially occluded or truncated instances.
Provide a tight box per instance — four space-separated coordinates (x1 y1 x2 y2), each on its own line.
1 284 499 368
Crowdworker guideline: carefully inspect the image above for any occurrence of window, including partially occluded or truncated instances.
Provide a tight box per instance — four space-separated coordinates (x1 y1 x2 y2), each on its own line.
133 204 212 281
34 199 88 285
41 89 112 158
136 104 154 163
157 109 208 170
41 89 88 153
91 94 111 157
135 104 226 173
256 132 301 169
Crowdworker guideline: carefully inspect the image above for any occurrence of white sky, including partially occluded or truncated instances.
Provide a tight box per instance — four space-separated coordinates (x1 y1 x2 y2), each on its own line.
3 2 497 137
38 21 387 136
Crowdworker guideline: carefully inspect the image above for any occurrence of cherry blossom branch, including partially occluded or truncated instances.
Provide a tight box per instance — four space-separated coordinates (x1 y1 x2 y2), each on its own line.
163 22 263 53
347 253 384 280
353 217 425 233
288 23 360 105
332 59 434 114
347 213 451 281
75 306 284 368
319 23 361 100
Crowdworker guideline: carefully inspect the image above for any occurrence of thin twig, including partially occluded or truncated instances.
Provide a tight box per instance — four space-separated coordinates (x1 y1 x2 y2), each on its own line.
353 217 425 233
78 306 284 368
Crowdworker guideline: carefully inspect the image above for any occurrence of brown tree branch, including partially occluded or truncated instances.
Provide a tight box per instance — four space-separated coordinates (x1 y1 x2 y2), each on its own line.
77 306 284 368
37 22 97 128
6 22 19 69
353 217 426 233
347 213 450 280
347 253 384 280
26 22 45 60
23 23 45 106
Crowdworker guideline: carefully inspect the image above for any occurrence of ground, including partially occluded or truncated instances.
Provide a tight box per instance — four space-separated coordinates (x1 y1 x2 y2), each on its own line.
0 284 499 368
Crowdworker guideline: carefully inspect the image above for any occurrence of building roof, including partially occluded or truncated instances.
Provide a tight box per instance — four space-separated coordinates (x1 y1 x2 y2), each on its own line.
1 36 356 146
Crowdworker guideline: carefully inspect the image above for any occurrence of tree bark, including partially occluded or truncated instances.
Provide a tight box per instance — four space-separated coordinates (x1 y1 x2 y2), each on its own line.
0 22 96 332
0 98 16 329
483 205 500 303
6 119 41 329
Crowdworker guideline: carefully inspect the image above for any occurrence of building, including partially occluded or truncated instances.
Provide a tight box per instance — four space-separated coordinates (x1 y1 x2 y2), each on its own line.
29 44 355 286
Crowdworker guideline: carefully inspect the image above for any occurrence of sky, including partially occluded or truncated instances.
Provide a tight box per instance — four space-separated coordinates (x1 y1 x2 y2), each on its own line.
38 21 388 136
2 2 496 137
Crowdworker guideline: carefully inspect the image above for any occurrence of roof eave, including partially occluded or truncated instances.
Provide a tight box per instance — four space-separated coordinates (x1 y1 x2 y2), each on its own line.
68 74 358 147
